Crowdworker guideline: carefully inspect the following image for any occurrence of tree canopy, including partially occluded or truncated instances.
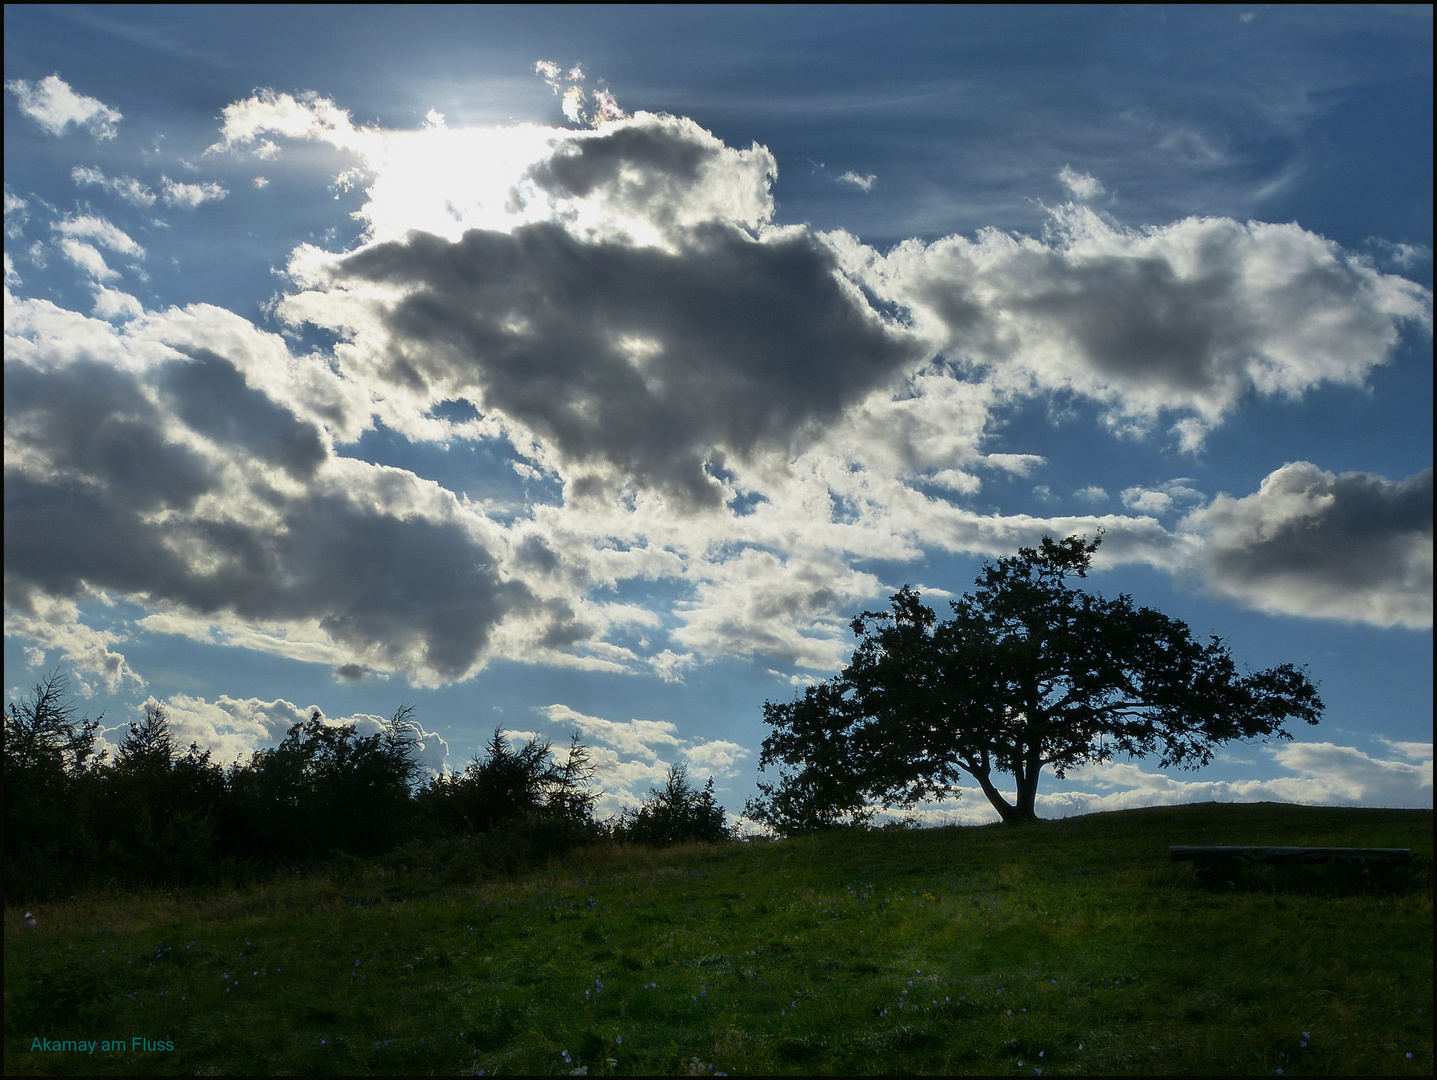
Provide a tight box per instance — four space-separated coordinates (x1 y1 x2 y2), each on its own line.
746 534 1324 831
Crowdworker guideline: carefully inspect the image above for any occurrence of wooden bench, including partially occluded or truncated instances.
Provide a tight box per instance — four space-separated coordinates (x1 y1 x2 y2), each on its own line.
1170 846 1411 882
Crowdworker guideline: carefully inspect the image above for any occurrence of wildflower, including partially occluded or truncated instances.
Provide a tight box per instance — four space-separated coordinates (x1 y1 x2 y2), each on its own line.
616 1035 623 1044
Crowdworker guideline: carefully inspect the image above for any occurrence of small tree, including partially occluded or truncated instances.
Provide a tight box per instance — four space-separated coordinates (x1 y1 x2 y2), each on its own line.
3 670 105 898
747 534 1324 831
228 707 422 858
618 763 729 846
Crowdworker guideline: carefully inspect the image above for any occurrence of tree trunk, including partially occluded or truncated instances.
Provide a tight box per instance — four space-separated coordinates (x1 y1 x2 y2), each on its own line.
1011 768 1039 822
968 765 1030 824
1011 746 1042 822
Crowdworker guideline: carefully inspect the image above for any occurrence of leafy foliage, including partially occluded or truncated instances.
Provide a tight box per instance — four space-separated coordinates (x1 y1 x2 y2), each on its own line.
416 729 600 857
748 534 1324 832
614 762 730 846
3 670 106 898
0 675 621 899
225 707 423 859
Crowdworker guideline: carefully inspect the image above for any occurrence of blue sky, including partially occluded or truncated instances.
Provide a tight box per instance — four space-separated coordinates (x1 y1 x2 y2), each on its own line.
4 5 1431 823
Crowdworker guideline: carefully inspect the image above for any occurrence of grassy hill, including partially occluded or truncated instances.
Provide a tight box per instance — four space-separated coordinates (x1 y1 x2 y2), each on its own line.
4 802 1431 1076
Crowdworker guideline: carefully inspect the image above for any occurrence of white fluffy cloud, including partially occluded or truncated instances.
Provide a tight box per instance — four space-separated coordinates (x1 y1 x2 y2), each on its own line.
859 206 1432 442
1057 165 1104 201
160 176 227 208
540 703 746 816
54 214 144 257
7 74 121 139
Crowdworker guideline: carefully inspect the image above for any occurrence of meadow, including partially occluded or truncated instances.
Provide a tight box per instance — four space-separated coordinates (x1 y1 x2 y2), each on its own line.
4 802 1431 1076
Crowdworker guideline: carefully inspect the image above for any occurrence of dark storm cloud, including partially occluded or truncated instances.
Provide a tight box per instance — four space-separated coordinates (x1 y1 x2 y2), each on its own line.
324 221 922 506
4 349 531 679
5 359 216 512
159 348 327 478
1190 463 1433 628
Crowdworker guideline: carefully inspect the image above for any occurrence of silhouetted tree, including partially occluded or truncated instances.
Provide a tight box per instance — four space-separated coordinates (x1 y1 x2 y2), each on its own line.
95 704 227 883
3 670 104 898
617 763 729 846
227 707 422 858
747 534 1324 832
418 729 600 854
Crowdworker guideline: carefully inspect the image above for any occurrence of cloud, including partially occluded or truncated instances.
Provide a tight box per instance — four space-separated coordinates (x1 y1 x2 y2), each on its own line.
7 84 1433 696
7 74 121 139
670 550 878 670
4 592 142 694
160 176 228 208
983 453 1045 477
1057 165 1105 201
71 166 157 207
1121 479 1202 516
540 703 747 815
4 298 534 685
681 739 748 775
865 206 1432 439
54 214 144 257
838 171 876 192
542 704 682 760
57 240 117 280
92 287 144 320
143 694 310 763
520 113 778 243
208 89 380 159
4 187 27 238
1367 238 1432 271
1185 462 1432 628
1377 738 1433 763
286 219 921 508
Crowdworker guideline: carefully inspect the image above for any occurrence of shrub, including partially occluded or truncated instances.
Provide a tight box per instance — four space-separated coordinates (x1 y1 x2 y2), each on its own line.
615 763 729 846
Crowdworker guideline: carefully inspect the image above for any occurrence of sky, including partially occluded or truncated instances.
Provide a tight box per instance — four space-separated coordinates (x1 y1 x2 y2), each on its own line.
4 5 1432 825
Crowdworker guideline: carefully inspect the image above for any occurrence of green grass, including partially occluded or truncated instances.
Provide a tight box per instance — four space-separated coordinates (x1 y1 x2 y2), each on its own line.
4 802 1431 1076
